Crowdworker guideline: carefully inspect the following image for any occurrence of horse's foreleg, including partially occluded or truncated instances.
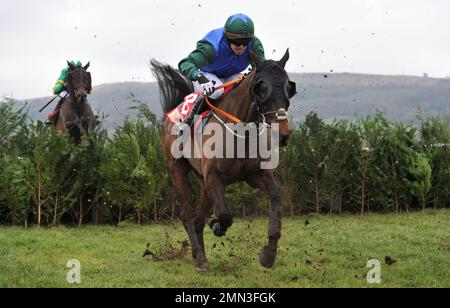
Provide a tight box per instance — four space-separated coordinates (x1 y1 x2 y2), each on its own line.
80 109 94 131
194 187 212 257
205 172 233 237
248 171 282 268
80 117 93 147
63 120 81 144
170 162 209 271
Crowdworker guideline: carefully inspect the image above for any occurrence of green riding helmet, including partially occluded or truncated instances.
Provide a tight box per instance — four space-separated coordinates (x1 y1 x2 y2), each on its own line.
224 14 255 40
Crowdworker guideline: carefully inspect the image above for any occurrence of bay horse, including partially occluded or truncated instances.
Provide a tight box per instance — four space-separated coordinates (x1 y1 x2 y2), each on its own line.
56 61 94 146
151 49 297 270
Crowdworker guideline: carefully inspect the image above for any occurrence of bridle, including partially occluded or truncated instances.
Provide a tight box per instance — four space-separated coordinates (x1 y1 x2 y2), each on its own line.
205 67 291 139
251 62 293 124
257 105 289 123
67 68 92 103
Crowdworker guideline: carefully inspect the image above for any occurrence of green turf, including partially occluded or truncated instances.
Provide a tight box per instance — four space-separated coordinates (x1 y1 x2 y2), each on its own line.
0 210 449 288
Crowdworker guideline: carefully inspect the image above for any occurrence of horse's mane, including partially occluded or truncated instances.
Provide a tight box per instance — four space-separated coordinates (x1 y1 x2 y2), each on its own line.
150 60 194 113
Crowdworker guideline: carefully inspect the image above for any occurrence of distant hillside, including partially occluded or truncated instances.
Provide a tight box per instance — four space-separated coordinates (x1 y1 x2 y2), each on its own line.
19 73 450 129
291 73 450 123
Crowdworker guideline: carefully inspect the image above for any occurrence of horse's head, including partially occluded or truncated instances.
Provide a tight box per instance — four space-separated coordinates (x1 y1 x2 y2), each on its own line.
250 49 297 147
67 61 92 103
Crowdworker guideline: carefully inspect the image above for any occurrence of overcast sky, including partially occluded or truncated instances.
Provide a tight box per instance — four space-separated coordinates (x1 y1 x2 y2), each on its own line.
1 0 450 99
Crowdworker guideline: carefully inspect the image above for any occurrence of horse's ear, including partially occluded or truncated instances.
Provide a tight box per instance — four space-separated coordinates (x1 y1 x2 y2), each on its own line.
250 50 263 70
83 61 90 70
67 61 75 71
278 48 290 68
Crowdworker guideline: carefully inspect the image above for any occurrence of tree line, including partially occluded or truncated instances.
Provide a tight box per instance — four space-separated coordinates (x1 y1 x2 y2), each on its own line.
0 98 448 226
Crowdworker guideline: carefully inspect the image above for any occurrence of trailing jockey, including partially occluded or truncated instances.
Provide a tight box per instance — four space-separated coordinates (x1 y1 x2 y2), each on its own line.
178 13 266 130
47 60 91 125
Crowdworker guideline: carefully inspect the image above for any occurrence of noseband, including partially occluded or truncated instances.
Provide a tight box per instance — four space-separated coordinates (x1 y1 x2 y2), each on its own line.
257 106 289 124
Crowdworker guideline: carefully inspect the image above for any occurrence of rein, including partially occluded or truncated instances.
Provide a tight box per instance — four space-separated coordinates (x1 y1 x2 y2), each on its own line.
204 75 244 123
204 74 289 139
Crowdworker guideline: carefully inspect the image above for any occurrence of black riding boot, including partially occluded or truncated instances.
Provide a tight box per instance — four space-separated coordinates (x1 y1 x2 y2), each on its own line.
176 95 215 160
177 94 206 138
184 94 207 128
46 98 65 125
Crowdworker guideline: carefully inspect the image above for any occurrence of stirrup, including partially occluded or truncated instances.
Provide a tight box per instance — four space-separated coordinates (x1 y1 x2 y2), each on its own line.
45 118 56 126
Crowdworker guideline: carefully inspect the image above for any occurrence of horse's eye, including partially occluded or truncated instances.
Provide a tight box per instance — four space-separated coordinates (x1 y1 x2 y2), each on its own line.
285 80 297 99
254 81 270 102
258 83 268 96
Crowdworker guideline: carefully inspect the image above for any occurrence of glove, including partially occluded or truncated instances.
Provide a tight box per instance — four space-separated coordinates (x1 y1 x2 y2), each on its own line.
240 65 253 78
58 90 69 98
196 73 215 95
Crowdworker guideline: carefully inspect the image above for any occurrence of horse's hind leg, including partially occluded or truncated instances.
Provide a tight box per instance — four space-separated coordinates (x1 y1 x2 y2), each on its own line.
169 161 209 271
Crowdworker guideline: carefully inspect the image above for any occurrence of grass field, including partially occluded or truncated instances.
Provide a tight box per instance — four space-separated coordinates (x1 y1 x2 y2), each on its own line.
0 210 449 288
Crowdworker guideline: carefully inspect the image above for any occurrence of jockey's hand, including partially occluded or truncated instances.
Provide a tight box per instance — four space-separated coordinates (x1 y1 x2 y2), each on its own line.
242 66 253 77
196 74 215 96
58 90 69 98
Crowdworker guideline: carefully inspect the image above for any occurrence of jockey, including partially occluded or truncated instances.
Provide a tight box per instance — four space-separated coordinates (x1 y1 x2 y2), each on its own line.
178 13 265 128
47 60 86 125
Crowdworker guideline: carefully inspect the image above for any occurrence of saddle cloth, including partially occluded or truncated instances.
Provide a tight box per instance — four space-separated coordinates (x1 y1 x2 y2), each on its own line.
165 84 236 126
165 91 202 125
47 109 60 119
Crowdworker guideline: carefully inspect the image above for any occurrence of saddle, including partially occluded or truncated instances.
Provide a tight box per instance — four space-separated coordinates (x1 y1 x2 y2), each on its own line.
165 82 237 130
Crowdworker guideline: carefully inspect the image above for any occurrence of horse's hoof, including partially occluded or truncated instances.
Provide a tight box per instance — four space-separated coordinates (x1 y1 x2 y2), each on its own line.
208 217 219 228
211 223 226 237
208 218 221 236
259 246 276 268
208 218 228 237
195 261 209 272
195 265 209 272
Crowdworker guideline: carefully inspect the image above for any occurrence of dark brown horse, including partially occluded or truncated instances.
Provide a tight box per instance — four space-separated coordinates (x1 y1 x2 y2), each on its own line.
56 61 94 146
151 49 297 271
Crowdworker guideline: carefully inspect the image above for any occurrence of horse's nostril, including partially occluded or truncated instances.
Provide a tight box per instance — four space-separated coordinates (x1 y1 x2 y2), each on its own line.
279 134 290 146
77 93 87 101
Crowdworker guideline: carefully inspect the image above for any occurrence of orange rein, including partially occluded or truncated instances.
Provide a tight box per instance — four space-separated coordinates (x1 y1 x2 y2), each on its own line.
204 75 244 124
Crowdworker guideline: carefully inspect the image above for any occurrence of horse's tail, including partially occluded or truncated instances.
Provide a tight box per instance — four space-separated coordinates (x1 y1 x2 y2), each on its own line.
150 59 194 114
